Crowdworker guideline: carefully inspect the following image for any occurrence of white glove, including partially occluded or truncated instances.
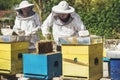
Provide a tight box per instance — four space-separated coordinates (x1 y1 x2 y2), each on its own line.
17 30 25 36
79 30 89 37
1 28 13 35
116 43 120 50
25 32 31 36
44 33 52 40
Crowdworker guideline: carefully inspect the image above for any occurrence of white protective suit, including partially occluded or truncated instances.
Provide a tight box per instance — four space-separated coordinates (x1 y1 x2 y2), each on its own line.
41 12 86 44
13 13 41 49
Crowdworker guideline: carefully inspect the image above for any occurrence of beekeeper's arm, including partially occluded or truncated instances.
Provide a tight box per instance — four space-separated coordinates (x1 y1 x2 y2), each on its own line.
13 17 25 36
41 13 54 39
73 13 89 36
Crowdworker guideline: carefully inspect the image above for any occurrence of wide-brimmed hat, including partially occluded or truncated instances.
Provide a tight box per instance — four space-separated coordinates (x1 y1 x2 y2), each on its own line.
52 1 75 14
15 0 34 10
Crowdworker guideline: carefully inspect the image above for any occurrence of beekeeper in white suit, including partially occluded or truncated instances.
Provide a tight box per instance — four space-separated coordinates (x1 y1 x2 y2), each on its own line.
13 0 41 52
41 1 89 51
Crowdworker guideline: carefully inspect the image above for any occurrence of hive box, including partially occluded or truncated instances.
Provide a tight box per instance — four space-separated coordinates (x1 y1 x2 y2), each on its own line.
23 53 62 80
0 42 29 74
110 59 120 80
59 35 102 45
0 36 30 42
62 43 103 80
107 50 120 80
36 40 53 53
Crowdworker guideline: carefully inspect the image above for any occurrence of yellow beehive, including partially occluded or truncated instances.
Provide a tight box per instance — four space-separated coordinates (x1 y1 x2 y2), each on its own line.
62 43 103 80
0 42 29 74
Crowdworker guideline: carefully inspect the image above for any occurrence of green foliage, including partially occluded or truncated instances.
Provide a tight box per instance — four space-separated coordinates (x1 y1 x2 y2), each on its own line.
74 0 120 39
0 0 22 10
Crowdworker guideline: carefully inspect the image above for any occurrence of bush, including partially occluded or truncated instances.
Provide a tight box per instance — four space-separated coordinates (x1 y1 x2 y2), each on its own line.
74 0 120 39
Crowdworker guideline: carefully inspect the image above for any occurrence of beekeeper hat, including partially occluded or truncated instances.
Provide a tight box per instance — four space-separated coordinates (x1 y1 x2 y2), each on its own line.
15 0 34 10
52 1 75 14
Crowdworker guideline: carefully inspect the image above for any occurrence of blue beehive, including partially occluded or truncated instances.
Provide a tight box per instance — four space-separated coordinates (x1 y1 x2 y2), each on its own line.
107 50 120 80
23 53 62 80
110 59 120 80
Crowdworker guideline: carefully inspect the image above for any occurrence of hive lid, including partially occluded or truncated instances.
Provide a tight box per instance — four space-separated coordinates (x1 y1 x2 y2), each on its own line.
106 50 120 58
0 35 30 42
59 35 103 45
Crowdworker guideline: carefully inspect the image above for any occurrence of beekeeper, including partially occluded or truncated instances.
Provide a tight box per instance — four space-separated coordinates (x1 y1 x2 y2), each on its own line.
41 1 89 51
13 0 41 52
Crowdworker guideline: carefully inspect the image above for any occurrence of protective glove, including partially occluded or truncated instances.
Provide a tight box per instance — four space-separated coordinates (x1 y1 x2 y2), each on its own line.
17 30 25 36
44 33 52 40
116 43 120 50
78 30 89 37
25 32 31 36
1 28 13 35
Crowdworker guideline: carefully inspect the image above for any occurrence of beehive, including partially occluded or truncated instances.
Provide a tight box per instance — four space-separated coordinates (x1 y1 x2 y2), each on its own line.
62 43 103 80
36 40 53 53
0 42 29 74
23 53 62 80
110 59 120 80
106 50 120 80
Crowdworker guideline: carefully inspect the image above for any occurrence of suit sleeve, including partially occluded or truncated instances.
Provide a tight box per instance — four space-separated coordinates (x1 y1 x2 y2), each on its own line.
41 13 54 37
